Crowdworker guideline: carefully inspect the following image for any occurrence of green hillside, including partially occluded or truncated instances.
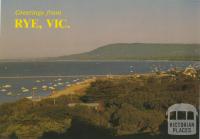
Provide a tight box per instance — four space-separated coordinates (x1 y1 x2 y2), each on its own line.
58 43 200 61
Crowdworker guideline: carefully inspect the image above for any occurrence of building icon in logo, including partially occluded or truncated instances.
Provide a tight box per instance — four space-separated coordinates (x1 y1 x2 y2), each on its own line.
166 103 198 135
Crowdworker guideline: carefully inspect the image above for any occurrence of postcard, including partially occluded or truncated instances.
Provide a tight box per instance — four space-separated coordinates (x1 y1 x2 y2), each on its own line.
0 0 199 139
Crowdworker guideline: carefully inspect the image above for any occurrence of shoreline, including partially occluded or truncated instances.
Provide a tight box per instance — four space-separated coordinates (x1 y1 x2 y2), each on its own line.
0 66 198 104
0 74 143 79
0 59 199 63
0 72 162 104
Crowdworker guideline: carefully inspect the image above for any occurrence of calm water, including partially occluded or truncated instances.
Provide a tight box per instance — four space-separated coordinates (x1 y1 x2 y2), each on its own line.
0 61 199 103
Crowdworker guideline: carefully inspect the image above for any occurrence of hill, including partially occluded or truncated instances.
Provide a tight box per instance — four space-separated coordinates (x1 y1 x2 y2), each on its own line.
57 43 200 61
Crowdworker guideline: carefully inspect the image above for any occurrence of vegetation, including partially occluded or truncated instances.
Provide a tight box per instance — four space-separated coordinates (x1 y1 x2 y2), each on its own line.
0 69 199 139
82 71 199 135
57 43 200 61
0 98 71 139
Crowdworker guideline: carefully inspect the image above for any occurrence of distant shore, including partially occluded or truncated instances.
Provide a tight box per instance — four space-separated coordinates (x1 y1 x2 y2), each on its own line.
0 59 199 63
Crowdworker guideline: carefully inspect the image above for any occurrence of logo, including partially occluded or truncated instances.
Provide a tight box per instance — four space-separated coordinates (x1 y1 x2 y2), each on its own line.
166 103 198 135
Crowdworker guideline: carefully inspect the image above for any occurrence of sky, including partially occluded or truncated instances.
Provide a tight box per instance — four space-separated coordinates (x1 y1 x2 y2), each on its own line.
0 0 200 59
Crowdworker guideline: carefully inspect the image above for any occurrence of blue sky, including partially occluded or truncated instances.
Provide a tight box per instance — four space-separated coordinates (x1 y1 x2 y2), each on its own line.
0 0 200 59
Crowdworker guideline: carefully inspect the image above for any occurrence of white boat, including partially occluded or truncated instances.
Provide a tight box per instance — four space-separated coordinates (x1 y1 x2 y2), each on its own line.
21 87 26 90
6 92 13 96
26 96 33 99
22 89 29 93
57 78 62 81
42 85 48 90
49 86 55 90
3 85 12 88
73 79 77 82
32 87 38 90
53 84 58 87
58 82 64 86
36 80 41 83
42 85 48 89
1 89 7 92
